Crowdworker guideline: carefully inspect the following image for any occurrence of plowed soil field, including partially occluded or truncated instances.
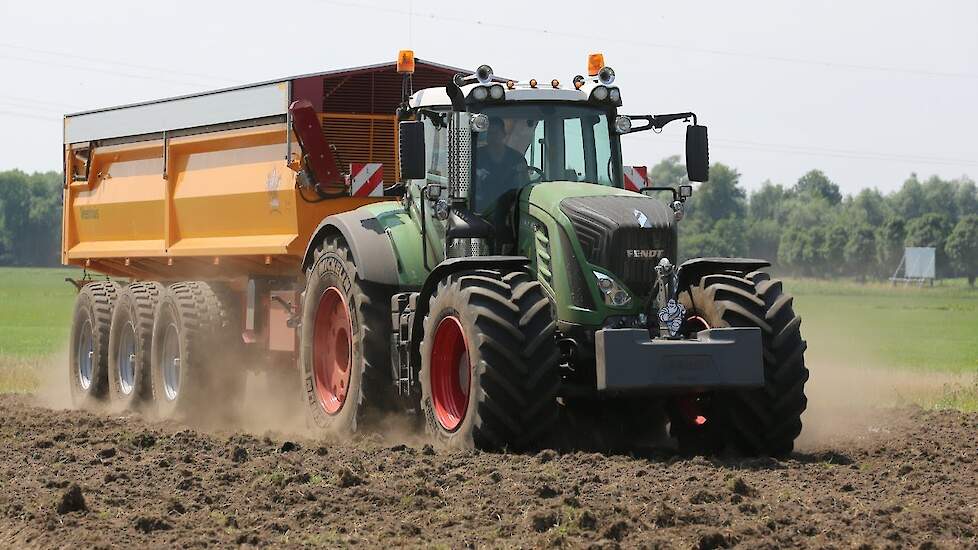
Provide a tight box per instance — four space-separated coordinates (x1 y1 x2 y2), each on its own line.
0 394 976 549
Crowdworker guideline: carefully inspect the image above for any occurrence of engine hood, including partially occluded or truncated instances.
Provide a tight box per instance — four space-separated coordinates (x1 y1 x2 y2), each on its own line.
526 181 675 231
527 181 677 298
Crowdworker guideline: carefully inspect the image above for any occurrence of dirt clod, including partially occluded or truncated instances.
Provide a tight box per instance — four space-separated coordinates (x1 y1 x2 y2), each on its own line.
131 433 156 448
336 466 365 488
231 446 248 463
530 509 559 532
726 476 755 497
55 484 86 514
133 516 171 533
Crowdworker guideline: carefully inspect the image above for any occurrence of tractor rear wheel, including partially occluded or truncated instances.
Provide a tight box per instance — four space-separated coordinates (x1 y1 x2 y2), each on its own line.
69 281 120 407
675 270 809 456
108 282 163 410
150 282 240 420
299 235 393 436
419 269 560 450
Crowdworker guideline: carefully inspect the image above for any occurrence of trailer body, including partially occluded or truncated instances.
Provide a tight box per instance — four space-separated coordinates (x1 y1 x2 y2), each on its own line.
62 60 462 281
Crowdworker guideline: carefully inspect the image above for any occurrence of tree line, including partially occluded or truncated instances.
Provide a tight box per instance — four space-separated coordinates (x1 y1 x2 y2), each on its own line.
649 157 978 286
1 165 977 285
0 170 62 267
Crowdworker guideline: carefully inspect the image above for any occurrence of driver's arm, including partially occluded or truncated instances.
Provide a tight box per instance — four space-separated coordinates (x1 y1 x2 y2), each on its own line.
512 149 530 185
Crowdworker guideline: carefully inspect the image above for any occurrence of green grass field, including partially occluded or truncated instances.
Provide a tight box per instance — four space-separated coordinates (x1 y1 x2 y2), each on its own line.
0 267 975 408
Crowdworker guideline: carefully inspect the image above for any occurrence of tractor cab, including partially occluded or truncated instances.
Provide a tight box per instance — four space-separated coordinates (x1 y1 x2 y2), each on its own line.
397 52 709 265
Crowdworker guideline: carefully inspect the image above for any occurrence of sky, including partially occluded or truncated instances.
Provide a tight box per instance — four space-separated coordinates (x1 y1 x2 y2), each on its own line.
0 0 976 195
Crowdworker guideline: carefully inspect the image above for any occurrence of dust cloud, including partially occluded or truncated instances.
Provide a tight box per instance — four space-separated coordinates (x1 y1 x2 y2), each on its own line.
796 320 973 450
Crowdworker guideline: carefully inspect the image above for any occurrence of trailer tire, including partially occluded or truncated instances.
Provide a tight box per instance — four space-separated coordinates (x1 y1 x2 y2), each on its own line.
299 235 393 436
69 281 120 407
150 282 240 420
419 268 560 451
108 282 163 410
675 271 809 457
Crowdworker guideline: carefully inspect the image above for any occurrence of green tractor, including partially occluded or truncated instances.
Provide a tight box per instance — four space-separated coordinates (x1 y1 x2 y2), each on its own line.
295 54 809 456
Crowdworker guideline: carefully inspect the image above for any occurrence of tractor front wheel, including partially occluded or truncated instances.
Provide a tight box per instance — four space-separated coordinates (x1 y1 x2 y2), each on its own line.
675 270 809 456
419 269 560 450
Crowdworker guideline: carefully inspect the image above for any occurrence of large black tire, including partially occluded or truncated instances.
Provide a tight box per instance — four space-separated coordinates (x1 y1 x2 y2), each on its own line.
68 281 120 407
419 269 560 451
150 282 241 420
675 270 809 456
298 235 393 436
107 282 163 410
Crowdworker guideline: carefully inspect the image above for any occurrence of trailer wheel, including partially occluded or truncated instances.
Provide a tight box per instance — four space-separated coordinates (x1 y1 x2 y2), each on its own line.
150 282 239 420
675 271 809 456
107 282 163 409
419 269 560 450
69 281 120 406
299 236 393 435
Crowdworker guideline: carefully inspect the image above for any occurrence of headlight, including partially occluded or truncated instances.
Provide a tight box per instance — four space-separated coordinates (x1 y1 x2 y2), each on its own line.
476 64 494 84
591 85 609 101
598 66 615 85
469 113 489 133
609 87 621 104
614 115 632 134
488 84 505 100
592 270 632 307
470 86 489 101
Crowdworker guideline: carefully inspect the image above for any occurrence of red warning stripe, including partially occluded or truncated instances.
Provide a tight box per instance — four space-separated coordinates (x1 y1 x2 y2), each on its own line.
623 165 647 192
350 163 383 197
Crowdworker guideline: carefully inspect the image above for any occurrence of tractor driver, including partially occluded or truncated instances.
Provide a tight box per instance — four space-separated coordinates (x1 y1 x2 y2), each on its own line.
475 116 529 214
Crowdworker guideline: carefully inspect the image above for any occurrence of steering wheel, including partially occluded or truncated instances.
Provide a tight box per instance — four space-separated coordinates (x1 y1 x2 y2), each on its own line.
527 165 544 183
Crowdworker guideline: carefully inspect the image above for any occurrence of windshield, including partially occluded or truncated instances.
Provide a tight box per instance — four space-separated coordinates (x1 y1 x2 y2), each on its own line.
472 103 620 214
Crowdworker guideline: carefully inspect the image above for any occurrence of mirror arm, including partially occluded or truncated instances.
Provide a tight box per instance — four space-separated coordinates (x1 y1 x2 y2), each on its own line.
625 112 698 134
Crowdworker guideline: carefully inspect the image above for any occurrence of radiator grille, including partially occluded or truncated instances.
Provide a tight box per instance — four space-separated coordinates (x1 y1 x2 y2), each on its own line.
560 195 676 298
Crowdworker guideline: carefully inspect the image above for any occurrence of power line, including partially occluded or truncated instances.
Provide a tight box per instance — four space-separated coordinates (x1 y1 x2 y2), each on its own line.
0 109 59 122
629 133 978 168
0 43 237 85
0 53 217 89
0 94 82 111
311 0 978 80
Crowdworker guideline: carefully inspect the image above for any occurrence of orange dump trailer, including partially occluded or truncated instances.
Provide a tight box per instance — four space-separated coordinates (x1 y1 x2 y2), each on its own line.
63 59 460 280
62 57 463 413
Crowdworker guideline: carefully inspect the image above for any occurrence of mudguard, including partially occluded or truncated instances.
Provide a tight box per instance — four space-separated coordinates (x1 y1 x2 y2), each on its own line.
676 257 770 291
302 209 400 286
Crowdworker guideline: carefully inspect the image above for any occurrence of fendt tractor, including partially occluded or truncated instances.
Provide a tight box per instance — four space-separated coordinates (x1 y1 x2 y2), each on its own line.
62 51 808 455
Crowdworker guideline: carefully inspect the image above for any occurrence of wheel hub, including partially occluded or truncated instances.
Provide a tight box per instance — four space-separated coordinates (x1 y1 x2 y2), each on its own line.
76 319 94 390
161 323 181 401
430 316 471 432
116 322 137 396
312 287 353 415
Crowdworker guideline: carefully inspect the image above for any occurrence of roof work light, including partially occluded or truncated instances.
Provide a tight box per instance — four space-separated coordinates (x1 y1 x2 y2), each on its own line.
587 53 605 76
397 50 415 74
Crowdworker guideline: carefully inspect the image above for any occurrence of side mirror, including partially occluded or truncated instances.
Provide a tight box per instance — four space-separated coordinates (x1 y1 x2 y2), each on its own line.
399 120 425 181
685 125 709 182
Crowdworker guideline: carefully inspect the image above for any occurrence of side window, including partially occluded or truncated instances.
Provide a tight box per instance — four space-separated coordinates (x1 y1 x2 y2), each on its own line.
424 115 448 186
563 118 585 181
592 116 614 186
524 120 544 172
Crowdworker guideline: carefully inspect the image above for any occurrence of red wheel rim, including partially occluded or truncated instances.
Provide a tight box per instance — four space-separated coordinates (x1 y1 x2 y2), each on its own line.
430 316 471 432
313 287 352 415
